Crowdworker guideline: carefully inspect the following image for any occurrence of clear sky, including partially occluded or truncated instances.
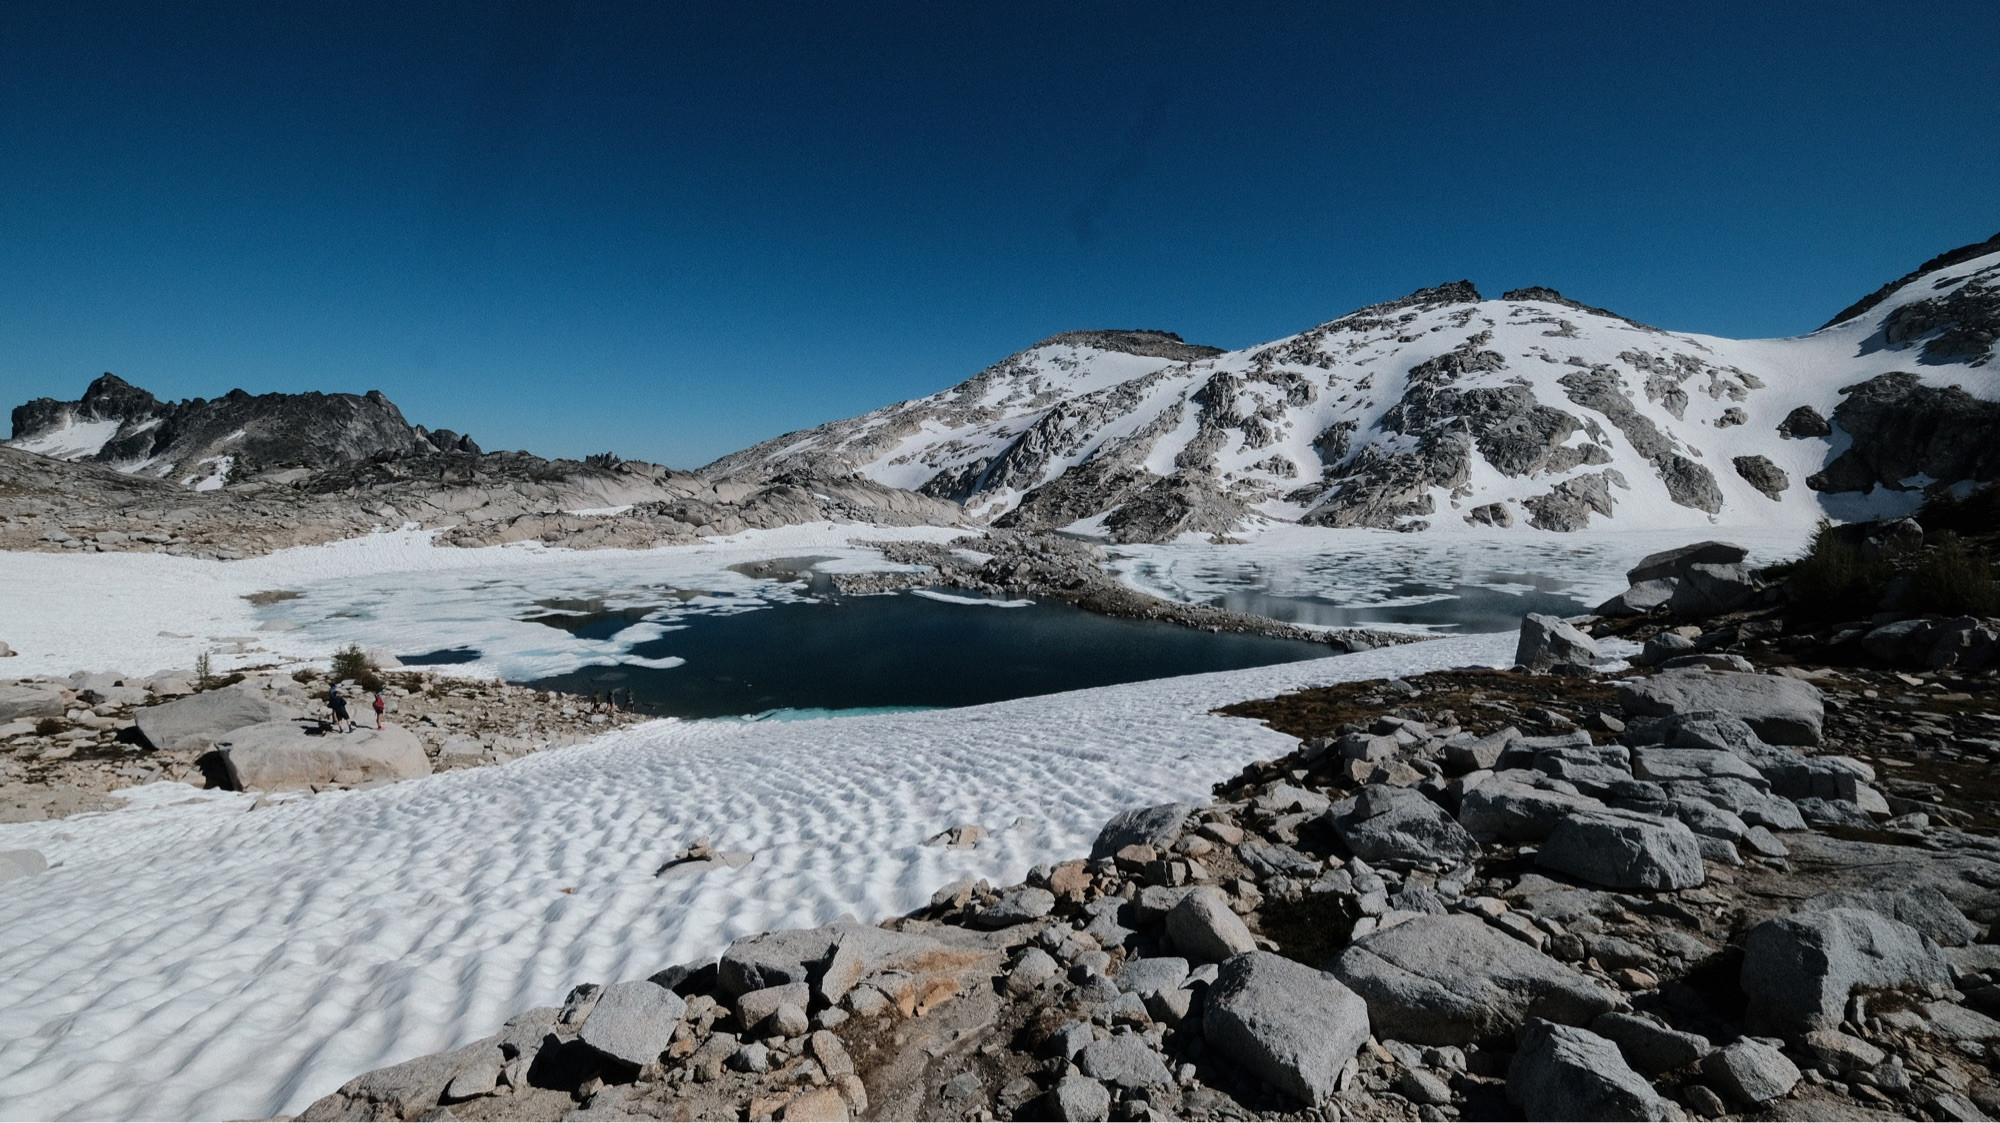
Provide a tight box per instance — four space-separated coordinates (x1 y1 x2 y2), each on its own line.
1 2 1995 467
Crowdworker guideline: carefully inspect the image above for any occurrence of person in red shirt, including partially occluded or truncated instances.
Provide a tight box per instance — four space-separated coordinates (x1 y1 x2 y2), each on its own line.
372 689 387 730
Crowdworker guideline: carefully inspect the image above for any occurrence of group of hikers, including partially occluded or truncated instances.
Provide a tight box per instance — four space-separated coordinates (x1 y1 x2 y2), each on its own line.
325 684 386 733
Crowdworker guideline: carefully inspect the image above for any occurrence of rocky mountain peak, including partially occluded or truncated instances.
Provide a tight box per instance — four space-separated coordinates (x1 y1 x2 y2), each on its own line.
1499 287 1638 324
7 376 474 491
76 373 165 420
1031 329 1223 361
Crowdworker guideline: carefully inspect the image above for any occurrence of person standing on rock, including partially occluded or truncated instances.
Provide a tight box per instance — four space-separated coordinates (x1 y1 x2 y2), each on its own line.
328 684 353 733
372 689 386 730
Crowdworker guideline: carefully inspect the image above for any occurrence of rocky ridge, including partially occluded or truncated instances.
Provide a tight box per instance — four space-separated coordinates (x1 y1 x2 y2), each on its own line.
9 373 478 488
0 441 965 561
294 544 2000 1123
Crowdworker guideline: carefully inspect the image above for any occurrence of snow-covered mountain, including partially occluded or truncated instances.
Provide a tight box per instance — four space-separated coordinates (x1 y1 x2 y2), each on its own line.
704 233 2000 540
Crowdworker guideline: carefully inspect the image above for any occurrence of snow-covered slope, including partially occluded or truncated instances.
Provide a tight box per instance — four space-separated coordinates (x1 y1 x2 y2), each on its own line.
704 235 2000 539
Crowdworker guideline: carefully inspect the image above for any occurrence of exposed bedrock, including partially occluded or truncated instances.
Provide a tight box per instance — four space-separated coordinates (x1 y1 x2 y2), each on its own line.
1807 372 2000 495
1882 266 2000 365
1732 454 1790 499
1522 469 1627 531
1822 229 2000 328
1558 367 1722 513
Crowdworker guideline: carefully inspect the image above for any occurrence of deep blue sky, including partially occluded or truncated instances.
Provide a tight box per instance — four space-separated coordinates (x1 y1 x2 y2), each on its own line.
2 2 1995 467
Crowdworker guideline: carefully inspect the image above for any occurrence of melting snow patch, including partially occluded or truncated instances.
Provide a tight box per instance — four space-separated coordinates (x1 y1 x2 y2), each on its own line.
7 417 125 460
185 454 234 492
911 588 1034 608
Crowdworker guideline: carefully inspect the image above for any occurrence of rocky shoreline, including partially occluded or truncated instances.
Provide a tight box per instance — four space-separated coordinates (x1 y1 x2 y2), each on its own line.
0 665 650 823
292 548 2000 1123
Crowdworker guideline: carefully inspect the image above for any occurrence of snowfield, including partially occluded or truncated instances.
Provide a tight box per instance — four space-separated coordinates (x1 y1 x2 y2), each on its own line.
0 632 1519 1122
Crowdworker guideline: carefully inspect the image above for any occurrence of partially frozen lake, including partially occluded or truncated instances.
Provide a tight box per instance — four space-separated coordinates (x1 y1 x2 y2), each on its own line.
518 570 1329 719
225 524 1817 719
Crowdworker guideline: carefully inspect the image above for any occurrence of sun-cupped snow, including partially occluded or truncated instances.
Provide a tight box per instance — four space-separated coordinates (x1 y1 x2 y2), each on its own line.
702 239 2000 539
0 632 1519 1123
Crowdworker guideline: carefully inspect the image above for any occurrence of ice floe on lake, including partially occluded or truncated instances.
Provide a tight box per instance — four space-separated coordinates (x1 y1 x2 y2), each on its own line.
1109 523 1815 632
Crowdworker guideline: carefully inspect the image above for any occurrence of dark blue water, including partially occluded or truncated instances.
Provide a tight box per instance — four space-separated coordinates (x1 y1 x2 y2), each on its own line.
522 588 1330 720
399 646 483 665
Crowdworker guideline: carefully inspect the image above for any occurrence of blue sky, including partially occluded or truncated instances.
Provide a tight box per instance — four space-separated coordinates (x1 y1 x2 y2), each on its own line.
2 1 1995 467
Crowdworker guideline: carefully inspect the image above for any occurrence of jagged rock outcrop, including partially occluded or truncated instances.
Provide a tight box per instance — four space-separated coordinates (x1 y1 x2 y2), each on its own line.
9 373 457 488
1807 372 2000 496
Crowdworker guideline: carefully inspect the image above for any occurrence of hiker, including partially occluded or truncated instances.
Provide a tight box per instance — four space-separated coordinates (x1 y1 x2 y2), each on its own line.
328 684 352 732
372 689 386 730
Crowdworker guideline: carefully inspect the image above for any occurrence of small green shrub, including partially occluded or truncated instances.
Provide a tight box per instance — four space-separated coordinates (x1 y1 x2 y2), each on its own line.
34 717 65 737
1907 533 2000 616
194 651 213 691
330 644 385 693
1917 482 2000 539
1781 520 1895 618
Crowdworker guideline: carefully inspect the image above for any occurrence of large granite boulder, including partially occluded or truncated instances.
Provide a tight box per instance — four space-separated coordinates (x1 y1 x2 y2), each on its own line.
1331 915 1618 1044
1616 670 1824 745
1090 803 1192 859
1515 613 1599 672
1627 541 1747 585
1203 951 1370 1104
1595 579 1678 617
0 683 66 723
1801 887 1980 947
1535 812 1706 891
576 980 686 1067
1509 1021 1668 1122
1458 778 1607 842
1327 785 1481 867
1667 563 1760 618
1165 887 1257 963
134 684 296 752
217 721 431 790
1741 907 1951 1033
